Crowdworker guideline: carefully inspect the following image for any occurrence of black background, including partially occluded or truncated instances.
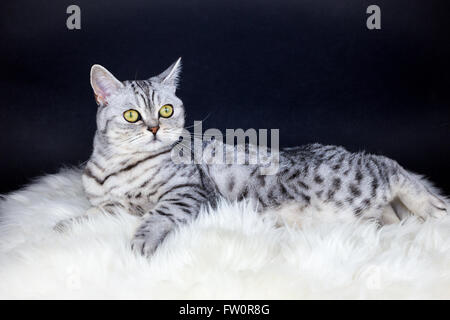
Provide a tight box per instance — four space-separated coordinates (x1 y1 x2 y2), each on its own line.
1 0 449 194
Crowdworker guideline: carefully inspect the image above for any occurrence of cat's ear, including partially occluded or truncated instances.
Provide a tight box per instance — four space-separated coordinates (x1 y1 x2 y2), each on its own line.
90 65 123 106
151 58 182 91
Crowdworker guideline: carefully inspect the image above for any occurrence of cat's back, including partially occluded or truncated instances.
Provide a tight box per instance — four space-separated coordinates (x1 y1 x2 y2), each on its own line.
278 143 351 169
281 143 348 159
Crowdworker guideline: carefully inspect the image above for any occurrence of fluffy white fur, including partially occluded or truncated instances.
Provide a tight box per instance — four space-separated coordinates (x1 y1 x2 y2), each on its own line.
1 168 449 299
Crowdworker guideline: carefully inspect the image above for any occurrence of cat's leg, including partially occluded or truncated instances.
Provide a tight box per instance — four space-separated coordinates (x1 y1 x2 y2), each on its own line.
367 155 447 221
131 189 207 257
392 169 448 220
53 202 123 232
380 203 401 224
380 198 415 224
352 203 385 227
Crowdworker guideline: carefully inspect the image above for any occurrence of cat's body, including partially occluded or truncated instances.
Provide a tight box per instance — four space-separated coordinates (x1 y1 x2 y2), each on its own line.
78 59 448 256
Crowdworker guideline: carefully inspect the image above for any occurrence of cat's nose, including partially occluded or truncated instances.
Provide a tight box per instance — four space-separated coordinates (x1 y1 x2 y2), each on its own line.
148 126 160 135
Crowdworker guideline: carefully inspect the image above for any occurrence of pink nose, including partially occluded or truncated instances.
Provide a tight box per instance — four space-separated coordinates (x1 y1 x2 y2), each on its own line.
148 126 159 134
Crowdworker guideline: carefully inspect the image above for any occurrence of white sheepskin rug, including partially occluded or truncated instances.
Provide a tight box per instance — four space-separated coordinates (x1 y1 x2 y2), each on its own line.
1 168 450 299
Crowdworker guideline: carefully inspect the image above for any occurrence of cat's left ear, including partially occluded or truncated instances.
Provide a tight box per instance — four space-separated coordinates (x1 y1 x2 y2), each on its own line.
151 58 182 92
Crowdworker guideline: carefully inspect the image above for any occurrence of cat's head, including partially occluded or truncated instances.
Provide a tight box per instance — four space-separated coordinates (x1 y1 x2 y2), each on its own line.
90 58 185 154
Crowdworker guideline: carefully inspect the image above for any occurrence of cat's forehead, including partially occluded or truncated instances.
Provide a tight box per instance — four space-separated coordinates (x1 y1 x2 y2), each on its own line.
119 81 153 112
115 80 179 113
123 80 152 95
123 80 173 98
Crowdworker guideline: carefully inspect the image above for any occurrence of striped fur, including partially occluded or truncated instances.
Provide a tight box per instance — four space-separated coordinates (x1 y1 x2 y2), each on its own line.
75 60 448 257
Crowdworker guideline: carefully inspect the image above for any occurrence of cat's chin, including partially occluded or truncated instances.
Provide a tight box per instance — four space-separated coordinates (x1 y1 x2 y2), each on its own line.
142 139 177 153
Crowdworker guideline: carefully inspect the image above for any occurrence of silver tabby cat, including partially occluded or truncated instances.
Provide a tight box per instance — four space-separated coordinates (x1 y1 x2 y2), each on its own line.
79 58 448 257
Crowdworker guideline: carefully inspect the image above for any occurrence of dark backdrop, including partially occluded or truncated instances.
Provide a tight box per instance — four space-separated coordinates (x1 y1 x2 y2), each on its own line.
1 0 449 194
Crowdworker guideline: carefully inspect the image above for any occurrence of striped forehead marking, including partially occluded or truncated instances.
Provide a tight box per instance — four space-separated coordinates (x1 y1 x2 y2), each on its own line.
131 81 153 110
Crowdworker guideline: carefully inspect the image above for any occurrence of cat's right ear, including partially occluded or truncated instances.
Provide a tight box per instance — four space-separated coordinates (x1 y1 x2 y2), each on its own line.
90 65 123 107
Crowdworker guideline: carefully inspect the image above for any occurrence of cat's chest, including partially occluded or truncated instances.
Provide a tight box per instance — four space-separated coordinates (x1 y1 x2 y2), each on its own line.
83 153 179 205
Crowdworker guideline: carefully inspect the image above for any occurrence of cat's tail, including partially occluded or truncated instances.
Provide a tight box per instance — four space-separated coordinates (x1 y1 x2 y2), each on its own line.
391 166 448 220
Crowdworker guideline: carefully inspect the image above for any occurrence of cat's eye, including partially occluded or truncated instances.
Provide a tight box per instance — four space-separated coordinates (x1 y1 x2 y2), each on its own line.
123 109 141 123
159 104 173 118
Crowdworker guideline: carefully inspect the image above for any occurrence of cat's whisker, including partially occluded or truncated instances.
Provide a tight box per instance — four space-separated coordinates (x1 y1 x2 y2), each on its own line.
165 131 248 141
164 127 242 139
182 113 212 129
96 135 147 158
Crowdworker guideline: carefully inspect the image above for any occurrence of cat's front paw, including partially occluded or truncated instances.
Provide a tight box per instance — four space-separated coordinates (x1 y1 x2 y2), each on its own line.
53 207 103 233
131 215 174 258
53 215 89 232
131 234 160 257
53 218 74 233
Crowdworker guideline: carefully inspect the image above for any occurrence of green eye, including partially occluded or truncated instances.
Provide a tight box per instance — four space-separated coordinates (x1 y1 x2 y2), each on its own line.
159 104 174 118
123 109 141 123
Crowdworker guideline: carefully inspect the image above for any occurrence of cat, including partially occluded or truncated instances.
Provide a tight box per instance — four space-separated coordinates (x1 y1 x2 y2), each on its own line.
75 58 448 257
